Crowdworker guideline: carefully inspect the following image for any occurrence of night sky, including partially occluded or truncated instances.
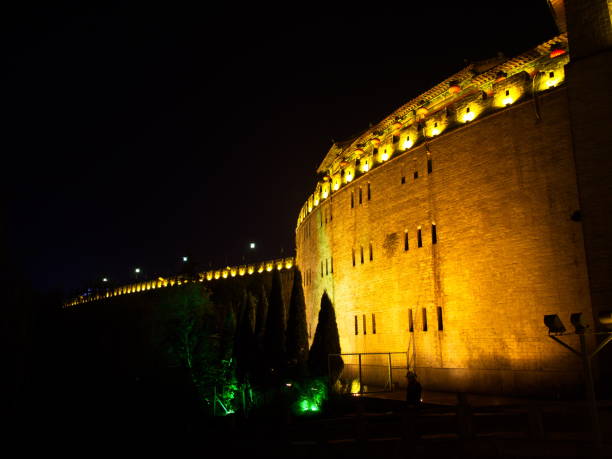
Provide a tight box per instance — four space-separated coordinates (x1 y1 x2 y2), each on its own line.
3 2 558 297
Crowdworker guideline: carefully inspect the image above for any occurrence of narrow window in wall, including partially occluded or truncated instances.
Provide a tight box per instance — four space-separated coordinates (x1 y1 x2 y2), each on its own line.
427 157 433 174
325 259 328 275
351 192 354 208
329 208 332 221
417 228 423 247
352 249 355 267
401 176 406 184
359 188 363 204
422 308 428 331
369 242 373 261
404 231 409 251
432 223 437 244
408 309 414 332
321 261 324 278
360 246 364 264
320 211 323 227
362 314 367 335
373 147 379 156
354 315 359 335
372 313 377 334
437 306 443 331
331 257 333 274
549 71 555 78
392 134 399 143
414 169 419 179
367 183 371 200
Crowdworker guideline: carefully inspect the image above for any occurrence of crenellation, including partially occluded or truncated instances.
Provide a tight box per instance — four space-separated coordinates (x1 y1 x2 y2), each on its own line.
64 256 295 307
294 25 611 395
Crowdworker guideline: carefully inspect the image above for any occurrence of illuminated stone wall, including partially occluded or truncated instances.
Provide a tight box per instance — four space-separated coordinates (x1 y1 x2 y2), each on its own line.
296 35 598 395
65 257 294 307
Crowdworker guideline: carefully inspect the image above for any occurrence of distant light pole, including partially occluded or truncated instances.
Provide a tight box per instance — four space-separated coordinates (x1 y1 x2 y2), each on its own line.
544 311 612 459
102 277 108 283
182 256 188 262
134 268 141 281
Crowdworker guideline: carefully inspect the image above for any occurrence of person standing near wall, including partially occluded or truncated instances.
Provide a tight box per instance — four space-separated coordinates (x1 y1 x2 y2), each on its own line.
406 372 422 408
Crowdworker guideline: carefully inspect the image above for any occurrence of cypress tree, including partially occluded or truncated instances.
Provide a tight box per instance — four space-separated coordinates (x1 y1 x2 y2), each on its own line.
263 269 286 377
285 268 309 378
308 291 343 383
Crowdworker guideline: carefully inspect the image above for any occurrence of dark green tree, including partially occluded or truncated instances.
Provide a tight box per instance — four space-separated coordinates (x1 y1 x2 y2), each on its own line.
263 269 286 378
285 269 309 378
234 290 257 383
308 291 343 383
254 282 268 342
154 284 215 375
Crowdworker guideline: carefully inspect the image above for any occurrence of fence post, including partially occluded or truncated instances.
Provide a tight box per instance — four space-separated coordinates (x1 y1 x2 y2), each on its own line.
358 354 363 395
388 353 393 391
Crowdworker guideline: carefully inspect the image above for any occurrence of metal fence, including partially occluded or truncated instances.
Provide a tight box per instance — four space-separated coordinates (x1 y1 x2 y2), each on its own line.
328 352 408 395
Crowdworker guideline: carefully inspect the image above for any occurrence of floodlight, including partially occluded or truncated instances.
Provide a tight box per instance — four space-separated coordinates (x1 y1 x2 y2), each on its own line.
544 314 566 334
570 312 588 334
182 256 188 262
250 242 256 249
599 310 612 330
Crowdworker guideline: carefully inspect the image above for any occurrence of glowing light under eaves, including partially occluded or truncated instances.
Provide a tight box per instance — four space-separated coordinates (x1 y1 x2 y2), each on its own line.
462 111 475 123
431 128 440 136
503 96 514 106
403 139 413 150
381 152 389 161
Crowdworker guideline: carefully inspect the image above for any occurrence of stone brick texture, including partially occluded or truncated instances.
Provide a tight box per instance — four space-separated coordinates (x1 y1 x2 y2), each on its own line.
297 89 594 396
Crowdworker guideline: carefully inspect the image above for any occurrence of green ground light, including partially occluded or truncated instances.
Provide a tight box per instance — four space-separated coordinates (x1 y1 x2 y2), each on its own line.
294 378 327 415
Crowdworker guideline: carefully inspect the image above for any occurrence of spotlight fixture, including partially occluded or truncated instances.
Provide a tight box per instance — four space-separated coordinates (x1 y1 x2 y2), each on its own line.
544 314 566 334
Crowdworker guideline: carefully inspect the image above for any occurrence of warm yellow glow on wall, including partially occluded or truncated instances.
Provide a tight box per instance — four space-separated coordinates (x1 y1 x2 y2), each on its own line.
542 69 564 89
248 265 255 275
276 261 283 270
285 259 293 269
361 161 370 172
333 179 340 190
495 86 520 107
345 168 354 183
314 192 320 206
206 272 213 280
462 107 476 123
402 136 414 150
230 268 237 277
257 264 264 273
214 271 221 280
239 266 246 276
321 183 329 199
266 262 274 272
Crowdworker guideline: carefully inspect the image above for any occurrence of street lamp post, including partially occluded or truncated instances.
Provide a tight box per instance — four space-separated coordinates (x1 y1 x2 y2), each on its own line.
544 311 612 459
134 268 141 281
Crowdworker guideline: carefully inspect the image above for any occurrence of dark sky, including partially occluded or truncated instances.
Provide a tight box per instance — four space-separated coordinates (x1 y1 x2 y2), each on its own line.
2 2 558 296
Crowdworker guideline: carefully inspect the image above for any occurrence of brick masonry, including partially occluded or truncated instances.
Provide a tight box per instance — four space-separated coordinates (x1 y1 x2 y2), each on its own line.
297 88 594 396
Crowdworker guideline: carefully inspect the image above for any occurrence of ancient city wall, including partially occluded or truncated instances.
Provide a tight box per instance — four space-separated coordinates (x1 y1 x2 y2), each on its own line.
296 36 595 395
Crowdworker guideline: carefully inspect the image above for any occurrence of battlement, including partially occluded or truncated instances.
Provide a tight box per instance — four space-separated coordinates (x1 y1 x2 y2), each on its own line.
64 257 295 307
296 34 569 230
